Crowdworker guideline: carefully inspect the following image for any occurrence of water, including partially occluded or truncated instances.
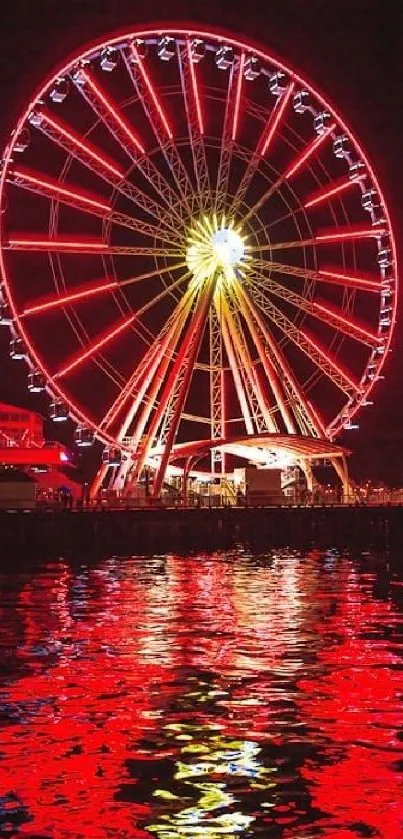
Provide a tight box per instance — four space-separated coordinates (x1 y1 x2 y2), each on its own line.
0 549 402 839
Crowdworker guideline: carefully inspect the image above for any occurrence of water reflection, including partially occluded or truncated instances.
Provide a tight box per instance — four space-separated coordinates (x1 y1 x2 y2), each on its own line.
0 551 402 838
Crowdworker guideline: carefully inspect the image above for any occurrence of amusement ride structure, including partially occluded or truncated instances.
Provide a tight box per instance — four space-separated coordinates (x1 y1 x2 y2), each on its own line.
0 25 397 499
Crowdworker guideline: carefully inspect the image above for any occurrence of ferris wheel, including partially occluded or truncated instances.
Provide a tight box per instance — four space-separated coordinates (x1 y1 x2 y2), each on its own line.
0 25 397 497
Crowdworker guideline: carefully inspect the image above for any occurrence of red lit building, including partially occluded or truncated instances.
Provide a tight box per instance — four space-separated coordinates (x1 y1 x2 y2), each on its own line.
0 402 80 502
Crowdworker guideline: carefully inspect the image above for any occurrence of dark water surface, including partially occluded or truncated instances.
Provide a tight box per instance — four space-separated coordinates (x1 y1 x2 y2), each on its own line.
0 549 402 839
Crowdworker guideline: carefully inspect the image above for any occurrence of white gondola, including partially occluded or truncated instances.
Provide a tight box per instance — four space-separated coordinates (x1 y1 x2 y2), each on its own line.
333 134 349 158
313 111 331 135
14 128 30 153
50 78 69 103
378 248 393 269
50 400 69 422
293 90 310 113
244 57 260 81
215 46 234 70
157 37 175 61
75 426 95 447
190 38 205 63
348 160 366 181
102 446 122 466
28 370 45 393
268 71 287 96
362 189 379 212
100 47 118 71
0 303 12 325
131 39 148 60
10 337 25 359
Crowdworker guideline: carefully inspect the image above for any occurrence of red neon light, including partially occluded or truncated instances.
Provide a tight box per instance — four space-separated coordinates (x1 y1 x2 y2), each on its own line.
0 447 70 466
315 227 385 243
80 70 145 155
306 399 327 436
13 168 110 211
8 238 106 251
260 82 295 156
285 122 336 180
300 328 359 390
231 52 245 143
38 110 124 178
56 315 135 378
304 178 354 209
132 46 173 140
320 269 382 292
23 280 118 316
313 301 379 342
186 40 204 135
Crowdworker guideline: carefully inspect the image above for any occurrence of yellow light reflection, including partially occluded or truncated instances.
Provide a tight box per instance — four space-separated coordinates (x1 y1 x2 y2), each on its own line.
147 724 277 839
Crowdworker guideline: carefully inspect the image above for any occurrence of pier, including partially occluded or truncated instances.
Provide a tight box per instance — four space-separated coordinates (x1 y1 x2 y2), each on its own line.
1 504 402 557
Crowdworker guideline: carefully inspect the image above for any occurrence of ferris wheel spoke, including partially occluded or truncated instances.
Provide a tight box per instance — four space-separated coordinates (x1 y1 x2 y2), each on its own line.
72 67 144 153
249 225 386 253
242 122 336 225
131 277 214 488
209 297 225 471
246 282 360 398
283 122 336 181
54 273 190 379
101 343 161 433
304 177 357 209
177 40 211 209
10 167 110 211
99 287 195 434
54 315 136 380
215 52 245 214
238 283 325 436
260 83 296 158
122 292 198 478
7 237 182 258
249 257 383 293
72 67 185 225
128 45 173 140
155 293 214 455
28 110 182 233
221 289 277 433
125 45 194 212
152 275 219 496
8 167 178 248
220 309 254 435
231 82 295 213
29 107 124 174
266 175 358 229
230 281 297 434
117 298 197 442
21 261 186 317
247 270 379 346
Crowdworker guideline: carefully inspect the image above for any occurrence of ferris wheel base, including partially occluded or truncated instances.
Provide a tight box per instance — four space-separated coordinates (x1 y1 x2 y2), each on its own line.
93 433 351 501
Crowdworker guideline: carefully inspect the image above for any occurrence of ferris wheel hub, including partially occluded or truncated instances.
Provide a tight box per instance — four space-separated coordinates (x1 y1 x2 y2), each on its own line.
211 227 245 267
186 216 246 285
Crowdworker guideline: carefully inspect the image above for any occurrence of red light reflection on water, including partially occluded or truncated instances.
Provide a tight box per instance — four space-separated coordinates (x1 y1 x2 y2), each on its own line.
296 564 403 838
0 552 402 838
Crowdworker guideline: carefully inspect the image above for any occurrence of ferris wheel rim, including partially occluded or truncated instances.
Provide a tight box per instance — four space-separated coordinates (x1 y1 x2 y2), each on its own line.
0 23 397 461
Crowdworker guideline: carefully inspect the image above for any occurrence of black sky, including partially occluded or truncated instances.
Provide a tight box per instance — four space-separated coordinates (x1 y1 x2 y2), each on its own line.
0 0 402 483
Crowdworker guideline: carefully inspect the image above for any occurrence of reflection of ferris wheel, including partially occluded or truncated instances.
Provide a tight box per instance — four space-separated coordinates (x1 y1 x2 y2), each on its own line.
0 25 397 497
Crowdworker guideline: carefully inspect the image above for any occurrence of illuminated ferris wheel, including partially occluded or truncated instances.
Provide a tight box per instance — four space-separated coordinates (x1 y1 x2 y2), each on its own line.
0 25 397 497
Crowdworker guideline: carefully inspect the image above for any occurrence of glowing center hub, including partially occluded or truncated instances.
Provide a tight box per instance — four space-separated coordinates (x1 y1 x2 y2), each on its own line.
186 218 246 285
211 228 245 267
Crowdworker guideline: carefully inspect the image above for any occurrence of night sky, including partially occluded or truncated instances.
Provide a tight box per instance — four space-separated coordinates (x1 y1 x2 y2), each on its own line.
0 0 402 483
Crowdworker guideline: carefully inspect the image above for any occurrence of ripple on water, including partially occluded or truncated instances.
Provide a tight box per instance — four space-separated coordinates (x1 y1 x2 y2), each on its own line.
0 549 402 838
